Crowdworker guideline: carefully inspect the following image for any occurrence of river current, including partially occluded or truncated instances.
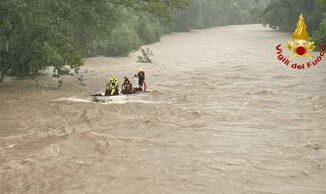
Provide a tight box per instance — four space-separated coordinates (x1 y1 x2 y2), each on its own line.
0 24 325 194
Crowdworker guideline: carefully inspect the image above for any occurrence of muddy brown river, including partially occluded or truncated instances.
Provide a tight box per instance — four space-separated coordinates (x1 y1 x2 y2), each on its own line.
0 25 326 194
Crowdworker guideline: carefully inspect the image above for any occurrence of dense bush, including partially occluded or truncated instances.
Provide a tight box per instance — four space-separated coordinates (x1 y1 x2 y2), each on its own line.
84 10 164 57
0 0 83 80
314 16 326 47
136 13 164 44
314 0 326 46
102 23 142 57
0 0 185 81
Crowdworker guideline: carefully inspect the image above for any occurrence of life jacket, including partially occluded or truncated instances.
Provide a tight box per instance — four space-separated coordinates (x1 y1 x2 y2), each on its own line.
138 71 145 80
137 71 145 87
108 77 118 89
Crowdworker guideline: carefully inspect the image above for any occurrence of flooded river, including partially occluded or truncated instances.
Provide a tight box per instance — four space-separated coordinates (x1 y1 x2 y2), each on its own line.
0 24 325 194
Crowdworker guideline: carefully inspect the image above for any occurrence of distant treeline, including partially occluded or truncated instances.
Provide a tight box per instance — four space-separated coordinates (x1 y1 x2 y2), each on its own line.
169 0 269 32
262 0 326 48
0 0 267 80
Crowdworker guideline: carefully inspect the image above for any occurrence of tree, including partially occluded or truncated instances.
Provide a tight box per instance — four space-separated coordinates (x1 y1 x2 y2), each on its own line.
168 0 267 32
0 0 188 81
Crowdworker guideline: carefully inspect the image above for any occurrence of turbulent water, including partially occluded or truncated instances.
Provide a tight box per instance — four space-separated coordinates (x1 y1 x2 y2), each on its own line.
1 25 326 194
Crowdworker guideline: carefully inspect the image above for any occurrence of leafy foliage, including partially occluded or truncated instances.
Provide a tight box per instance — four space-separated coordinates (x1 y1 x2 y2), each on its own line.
314 0 326 46
314 16 326 47
0 0 82 80
0 0 277 82
0 0 185 81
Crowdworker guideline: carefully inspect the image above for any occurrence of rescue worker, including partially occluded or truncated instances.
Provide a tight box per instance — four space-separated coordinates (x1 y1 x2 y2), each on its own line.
134 68 147 91
105 75 119 96
121 77 133 94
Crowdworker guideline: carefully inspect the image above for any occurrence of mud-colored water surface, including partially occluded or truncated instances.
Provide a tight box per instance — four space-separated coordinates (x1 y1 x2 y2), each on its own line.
0 25 326 194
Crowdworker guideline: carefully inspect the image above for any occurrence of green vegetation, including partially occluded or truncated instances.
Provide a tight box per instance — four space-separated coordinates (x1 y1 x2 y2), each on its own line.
314 0 326 47
262 0 326 48
0 0 269 81
314 17 326 47
0 0 185 81
168 0 269 32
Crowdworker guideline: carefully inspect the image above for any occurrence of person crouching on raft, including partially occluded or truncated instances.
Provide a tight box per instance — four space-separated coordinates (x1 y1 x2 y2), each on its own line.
121 77 134 94
105 75 119 96
134 68 147 92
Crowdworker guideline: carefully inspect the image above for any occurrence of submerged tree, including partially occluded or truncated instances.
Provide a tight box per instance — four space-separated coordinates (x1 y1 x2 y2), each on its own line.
137 48 154 63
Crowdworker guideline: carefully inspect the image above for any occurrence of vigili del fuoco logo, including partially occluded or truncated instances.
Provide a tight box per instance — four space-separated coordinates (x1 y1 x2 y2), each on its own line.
275 14 325 70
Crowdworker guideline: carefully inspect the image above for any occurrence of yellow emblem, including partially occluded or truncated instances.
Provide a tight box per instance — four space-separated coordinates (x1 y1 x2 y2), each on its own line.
287 14 315 59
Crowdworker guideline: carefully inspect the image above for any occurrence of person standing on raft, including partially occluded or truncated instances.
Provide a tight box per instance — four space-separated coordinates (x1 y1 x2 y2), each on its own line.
134 68 147 92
